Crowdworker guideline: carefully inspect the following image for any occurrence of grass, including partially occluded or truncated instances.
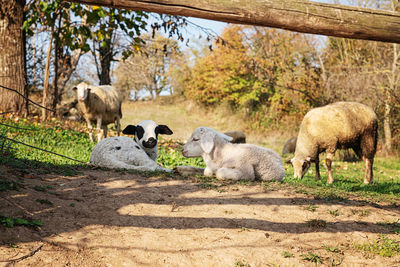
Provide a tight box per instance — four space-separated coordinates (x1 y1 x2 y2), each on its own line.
0 117 94 175
0 215 43 228
354 235 400 257
301 252 323 264
283 156 400 204
281 251 294 258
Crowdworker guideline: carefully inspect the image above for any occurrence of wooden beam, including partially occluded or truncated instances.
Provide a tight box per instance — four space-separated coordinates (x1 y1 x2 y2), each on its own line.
69 0 400 43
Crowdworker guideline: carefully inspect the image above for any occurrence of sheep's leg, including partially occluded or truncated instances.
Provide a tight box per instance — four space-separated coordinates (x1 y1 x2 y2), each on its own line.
362 156 373 184
102 125 108 139
314 154 321 180
84 117 94 142
96 117 103 142
325 152 334 184
216 167 251 181
204 167 214 177
116 116 121 136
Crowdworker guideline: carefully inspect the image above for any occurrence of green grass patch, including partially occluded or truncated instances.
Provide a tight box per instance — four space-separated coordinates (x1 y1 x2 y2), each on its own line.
281 251 294 258
233 259 251 267
301 252 323 264
323 244 342 253
0 215 43 228
0 117 93 175
0 180 22 191
283 157 400 204
329 209 339 217
303 205 319 212
377 220 400 233
157 138 205 169
354 235 400 257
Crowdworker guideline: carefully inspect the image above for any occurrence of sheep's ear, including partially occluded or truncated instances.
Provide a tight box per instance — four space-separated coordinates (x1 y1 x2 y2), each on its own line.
216 132 233 142
200 132 215 154
122 125 137 135
72 86 77 91
156 125 173 135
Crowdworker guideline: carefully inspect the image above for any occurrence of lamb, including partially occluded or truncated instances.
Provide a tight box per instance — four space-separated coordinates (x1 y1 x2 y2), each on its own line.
176 127 285 181
291 101 378 184
73 82 123 142
122 120 173 160
90 136 170 172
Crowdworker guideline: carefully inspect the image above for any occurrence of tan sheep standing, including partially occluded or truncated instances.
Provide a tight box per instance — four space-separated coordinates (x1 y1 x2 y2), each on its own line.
73 82 123 142
291 102 378 184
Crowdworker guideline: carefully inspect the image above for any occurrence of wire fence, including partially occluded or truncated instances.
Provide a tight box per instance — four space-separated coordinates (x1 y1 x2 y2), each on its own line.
0 83 89 165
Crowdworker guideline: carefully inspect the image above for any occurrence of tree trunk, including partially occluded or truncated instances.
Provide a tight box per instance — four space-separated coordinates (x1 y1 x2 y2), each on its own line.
0 0 28 115
71 0 400 43
42 33 54 121
99 41 112 85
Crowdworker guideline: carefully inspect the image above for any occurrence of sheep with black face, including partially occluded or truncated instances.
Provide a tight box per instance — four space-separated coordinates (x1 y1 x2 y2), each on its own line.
89 136 170 172
122 120 173 160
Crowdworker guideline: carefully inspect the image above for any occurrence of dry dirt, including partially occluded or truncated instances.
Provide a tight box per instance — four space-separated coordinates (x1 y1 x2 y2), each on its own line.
1 166 400 267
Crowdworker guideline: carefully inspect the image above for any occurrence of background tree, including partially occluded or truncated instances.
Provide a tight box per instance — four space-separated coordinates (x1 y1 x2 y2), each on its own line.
115 34 182 99
0 0 28 115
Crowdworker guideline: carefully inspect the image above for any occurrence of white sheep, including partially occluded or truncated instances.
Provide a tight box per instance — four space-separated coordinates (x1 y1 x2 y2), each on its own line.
90 136 170 172
73 82 122 142
176 127 285 181
291 101 378 184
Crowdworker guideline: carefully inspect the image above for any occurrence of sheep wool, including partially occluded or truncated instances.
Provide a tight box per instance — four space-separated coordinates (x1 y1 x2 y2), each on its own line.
292 101 378 184
74 82 123 142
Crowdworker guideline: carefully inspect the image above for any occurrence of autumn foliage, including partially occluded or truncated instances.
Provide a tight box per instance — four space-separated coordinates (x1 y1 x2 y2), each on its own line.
175 25 399 151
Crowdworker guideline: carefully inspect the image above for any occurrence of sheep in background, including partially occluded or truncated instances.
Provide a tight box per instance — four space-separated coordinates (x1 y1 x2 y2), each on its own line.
90 136 170 172
291 102 378 184
224 131 246 144
176 127 284 181
282 136 297 155
122 120 173 160
73 82 122 142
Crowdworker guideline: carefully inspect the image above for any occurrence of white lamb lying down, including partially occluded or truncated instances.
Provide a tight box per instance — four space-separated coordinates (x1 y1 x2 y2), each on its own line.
90 136 170 172
176 127 285 181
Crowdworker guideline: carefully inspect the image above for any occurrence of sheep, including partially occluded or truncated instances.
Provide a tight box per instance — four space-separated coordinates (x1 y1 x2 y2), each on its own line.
224 131 246 144
90 136 170 172
73 82 123 142
282 136 297 155
122 120 173 160
291 101 378 184
176 127 285 181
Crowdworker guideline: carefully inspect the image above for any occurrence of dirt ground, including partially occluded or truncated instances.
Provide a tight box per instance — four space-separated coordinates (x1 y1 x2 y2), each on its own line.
1 166 399 267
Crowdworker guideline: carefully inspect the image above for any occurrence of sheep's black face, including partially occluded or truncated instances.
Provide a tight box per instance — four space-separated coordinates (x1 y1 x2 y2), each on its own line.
124 120 173 151
142 137 157 148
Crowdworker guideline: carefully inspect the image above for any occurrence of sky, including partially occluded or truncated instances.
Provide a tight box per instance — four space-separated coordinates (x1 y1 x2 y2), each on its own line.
185 17 228 36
